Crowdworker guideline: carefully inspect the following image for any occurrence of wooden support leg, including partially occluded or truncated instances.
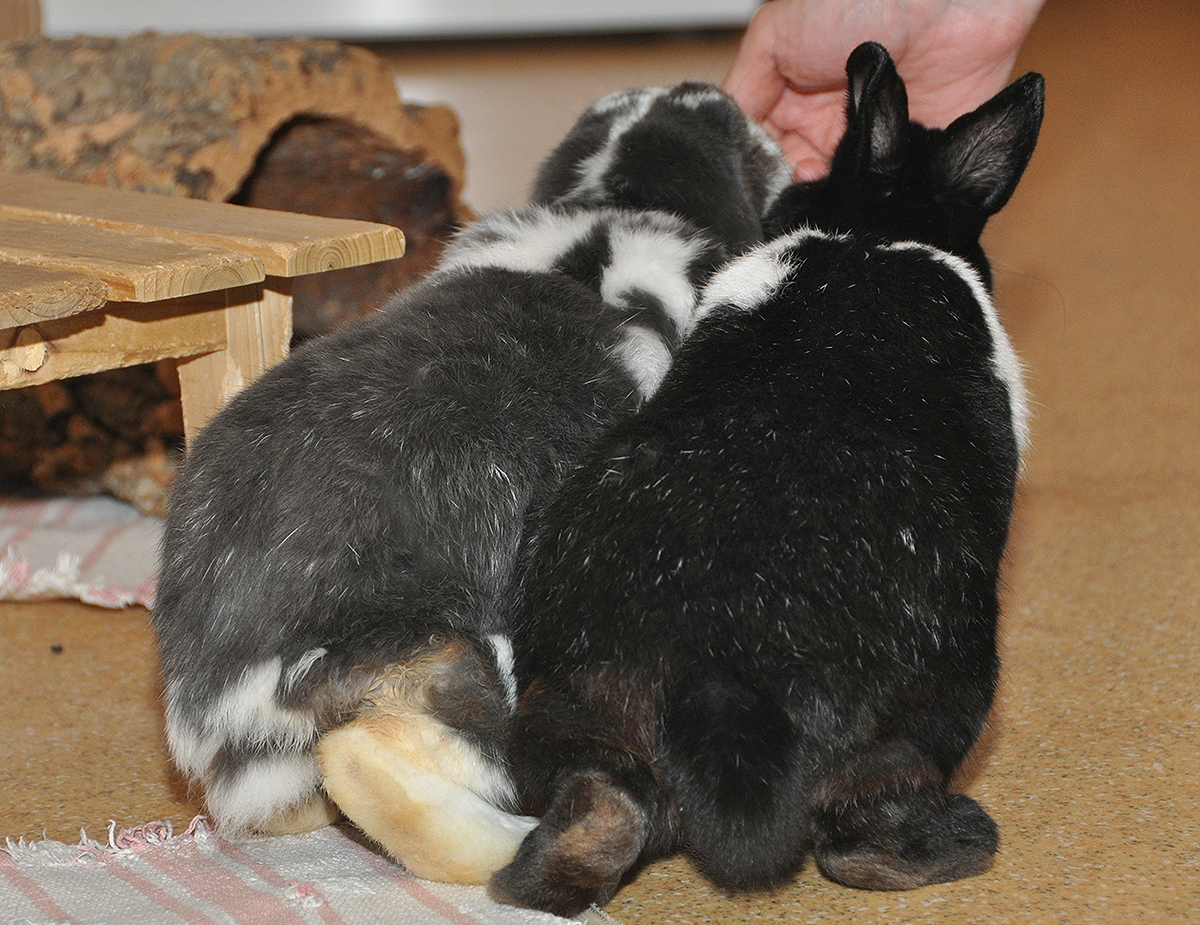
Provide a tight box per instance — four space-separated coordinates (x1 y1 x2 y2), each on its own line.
177 276 292 442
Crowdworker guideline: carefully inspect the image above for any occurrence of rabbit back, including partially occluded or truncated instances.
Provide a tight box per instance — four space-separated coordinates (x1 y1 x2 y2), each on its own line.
493 230 1026 913
156 206 732 832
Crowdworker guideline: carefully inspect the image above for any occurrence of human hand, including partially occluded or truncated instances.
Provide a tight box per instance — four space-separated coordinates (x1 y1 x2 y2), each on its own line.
723 0 1044 180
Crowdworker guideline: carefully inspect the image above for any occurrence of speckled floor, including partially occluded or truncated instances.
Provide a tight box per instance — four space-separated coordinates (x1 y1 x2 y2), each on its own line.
3 1 1199 921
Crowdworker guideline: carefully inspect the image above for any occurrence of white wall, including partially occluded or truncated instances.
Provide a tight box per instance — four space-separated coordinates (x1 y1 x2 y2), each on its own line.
41 0 757 40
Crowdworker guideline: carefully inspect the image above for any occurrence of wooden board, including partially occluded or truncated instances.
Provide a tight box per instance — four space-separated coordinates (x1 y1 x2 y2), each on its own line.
0 215 265 303
0 173 406 278
0 289 234 390
176 279 293 439
0 263 108 327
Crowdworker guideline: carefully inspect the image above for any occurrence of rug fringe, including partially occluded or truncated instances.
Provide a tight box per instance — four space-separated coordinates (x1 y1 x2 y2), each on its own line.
2 816 212 867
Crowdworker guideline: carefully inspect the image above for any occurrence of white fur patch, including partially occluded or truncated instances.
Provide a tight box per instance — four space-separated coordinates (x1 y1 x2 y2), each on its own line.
438 207 601 275
884 241 1030 454
697 229 825 320
205 753 323 834
165 658 317 782
671 85 729 110
587 86 662 117
319 714 538 883
602 218 706 337
571 88 667 197
284 647 327 691
614 325 675 400
486 633 518 711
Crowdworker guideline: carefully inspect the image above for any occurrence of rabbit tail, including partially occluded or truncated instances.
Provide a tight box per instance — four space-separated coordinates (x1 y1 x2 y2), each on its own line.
662 675 808 891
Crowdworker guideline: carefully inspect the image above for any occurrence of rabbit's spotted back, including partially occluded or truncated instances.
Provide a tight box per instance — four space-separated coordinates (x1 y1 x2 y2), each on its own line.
534 82 792 253
152 82 787 884
491 45 1044 916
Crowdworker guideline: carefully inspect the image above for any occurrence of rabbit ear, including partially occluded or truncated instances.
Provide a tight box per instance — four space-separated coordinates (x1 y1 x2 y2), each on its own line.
845 42 909 177
931 72 1046 217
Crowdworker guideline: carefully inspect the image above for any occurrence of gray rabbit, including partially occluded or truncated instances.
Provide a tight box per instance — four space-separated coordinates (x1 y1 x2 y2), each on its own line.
152 82 789 883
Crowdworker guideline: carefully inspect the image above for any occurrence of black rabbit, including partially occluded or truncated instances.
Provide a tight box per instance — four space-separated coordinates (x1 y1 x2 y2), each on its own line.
153 82 790 883
491 43 1043 914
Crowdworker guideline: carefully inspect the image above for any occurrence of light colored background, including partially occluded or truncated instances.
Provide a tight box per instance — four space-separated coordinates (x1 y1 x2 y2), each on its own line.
39 0 757 40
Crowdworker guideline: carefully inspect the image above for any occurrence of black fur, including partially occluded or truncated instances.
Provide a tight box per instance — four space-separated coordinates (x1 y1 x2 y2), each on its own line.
491 44 1044 915
533 82 790 254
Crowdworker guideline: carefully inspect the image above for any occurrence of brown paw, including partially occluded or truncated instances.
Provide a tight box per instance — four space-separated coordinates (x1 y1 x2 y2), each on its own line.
489 770 648 916
815 791 999 890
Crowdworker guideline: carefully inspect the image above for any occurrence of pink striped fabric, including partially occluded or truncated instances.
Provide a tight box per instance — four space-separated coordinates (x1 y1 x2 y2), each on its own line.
0 818 577 925
0 496 160 608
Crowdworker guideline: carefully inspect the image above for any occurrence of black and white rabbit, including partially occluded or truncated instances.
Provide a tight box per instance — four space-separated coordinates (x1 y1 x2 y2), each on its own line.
153 81 790 883
490 43 1044 914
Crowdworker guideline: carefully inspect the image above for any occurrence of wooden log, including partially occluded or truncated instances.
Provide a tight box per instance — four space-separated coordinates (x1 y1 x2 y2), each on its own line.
0 33 469 512
235 118 457 338
0 33 465 206
0 1 39 44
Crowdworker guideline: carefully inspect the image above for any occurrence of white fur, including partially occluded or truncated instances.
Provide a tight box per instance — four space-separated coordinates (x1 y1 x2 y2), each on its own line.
486 633 518 711
587 86 658 117
671 85 729 110
438 207 601 275
614 325 675 400
205 753 322 834
439 206 713 397
884 241 1030 454
319 714 538 883
602 218 706 337
697 229 823 320
571 88 666 197
165 658 317 783
284 647 328 691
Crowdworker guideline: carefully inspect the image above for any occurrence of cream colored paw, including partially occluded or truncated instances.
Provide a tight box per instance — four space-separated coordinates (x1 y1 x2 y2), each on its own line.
253 794 341 836
318 714 537 884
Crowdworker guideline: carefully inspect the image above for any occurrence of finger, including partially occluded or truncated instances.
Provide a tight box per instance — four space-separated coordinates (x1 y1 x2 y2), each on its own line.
775 133 829 181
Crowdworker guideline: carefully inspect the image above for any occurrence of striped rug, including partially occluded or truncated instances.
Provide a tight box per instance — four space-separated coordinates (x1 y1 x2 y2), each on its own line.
0 818 595 925
0 496 160 608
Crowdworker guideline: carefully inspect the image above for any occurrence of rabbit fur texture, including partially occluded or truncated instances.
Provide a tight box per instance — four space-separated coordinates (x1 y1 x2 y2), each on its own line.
490 43 1044 915
153 82 791 884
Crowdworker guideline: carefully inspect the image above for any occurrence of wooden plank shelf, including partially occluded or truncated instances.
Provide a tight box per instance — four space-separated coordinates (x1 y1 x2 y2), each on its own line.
0 214 266 302
0 173 406 280
0 171 407 438
0 263 109 327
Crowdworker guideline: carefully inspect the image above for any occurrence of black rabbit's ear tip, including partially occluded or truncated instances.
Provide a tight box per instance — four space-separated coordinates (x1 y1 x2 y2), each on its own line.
846 42 892 75
1013 72 1046 96
1003 72 1046 128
